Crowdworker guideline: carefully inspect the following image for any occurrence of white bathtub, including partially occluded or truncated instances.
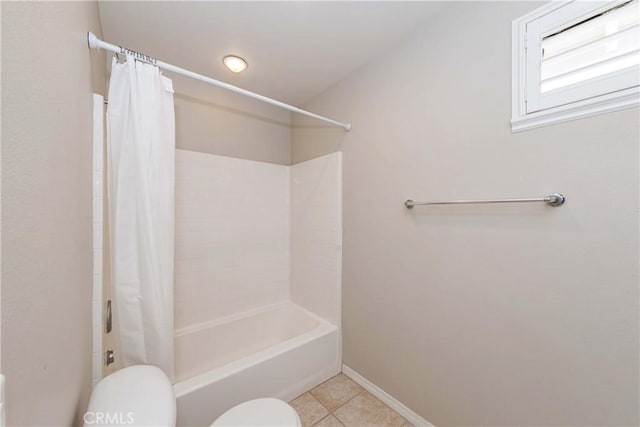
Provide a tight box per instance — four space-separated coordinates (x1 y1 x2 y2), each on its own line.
173 302 340 426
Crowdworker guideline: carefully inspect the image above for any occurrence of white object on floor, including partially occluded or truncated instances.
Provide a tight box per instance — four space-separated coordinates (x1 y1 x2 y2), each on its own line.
85 365 301 427
211 398 301 426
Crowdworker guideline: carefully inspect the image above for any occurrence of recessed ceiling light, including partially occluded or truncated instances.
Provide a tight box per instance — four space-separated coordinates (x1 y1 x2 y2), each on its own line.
223 55 248 73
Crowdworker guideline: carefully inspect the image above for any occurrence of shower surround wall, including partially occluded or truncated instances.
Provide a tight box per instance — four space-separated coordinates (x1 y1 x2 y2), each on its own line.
291 154 343 326
175 150 290 330
174 149 342 332
174 150 342 423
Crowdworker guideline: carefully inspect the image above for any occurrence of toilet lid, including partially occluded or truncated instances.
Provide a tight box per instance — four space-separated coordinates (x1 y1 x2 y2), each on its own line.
85 365 176 427
211 398 300 427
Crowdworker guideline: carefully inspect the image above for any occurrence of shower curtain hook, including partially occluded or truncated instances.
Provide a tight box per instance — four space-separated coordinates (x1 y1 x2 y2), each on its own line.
116 46 127 63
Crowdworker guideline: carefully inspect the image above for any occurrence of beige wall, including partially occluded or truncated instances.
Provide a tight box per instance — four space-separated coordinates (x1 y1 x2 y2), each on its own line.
173 76 291 165
292 2 639 425
2 2 106 425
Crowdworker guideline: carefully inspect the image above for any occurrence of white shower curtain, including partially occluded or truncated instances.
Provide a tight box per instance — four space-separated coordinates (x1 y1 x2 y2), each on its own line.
107 55 175 378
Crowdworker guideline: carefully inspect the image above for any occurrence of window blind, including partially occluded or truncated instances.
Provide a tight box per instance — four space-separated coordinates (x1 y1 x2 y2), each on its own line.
540 0 639 93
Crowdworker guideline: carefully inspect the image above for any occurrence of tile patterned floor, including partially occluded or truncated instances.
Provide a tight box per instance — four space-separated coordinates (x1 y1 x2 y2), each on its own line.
290 373 412 427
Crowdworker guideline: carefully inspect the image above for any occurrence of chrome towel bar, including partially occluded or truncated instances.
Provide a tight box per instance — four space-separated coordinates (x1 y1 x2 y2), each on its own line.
404 193 565 209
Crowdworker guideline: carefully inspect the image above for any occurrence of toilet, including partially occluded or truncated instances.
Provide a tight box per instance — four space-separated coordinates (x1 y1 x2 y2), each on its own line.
84 365 301 426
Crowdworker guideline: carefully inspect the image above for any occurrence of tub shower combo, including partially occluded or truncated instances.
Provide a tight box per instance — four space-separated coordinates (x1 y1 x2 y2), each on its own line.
89 32 344 426
172 150 342 426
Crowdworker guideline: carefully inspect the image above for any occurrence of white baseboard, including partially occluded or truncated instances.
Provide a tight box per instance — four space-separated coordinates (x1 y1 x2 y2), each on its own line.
342 365 435 427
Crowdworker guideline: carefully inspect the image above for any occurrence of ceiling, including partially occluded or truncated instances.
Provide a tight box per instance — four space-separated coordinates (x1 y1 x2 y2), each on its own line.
98 2 445 105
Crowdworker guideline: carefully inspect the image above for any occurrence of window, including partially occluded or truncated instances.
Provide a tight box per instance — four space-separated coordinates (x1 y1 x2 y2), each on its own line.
512 0 639 132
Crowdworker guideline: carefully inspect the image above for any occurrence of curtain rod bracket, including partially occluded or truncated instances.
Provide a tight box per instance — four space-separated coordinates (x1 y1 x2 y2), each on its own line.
87 32 99 49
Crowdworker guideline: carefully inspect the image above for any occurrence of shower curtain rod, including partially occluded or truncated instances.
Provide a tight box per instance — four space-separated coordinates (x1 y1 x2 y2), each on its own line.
87 32 352 131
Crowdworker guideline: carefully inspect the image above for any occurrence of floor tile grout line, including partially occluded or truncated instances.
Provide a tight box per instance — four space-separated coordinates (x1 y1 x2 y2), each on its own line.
328 388 367 415
310 371 348 396
309 373 364 414
309 372 353 398
311 413 330 427
311 412 345 427
294 374 407 427
289 392 330 427
329 388 408 427
307 390 332 412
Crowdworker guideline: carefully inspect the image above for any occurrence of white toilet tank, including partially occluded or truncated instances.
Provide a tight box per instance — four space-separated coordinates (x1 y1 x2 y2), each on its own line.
84 365 176 427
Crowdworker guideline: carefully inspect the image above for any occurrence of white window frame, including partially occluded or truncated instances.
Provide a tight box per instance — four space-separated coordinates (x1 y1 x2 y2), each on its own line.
512 0 640 132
